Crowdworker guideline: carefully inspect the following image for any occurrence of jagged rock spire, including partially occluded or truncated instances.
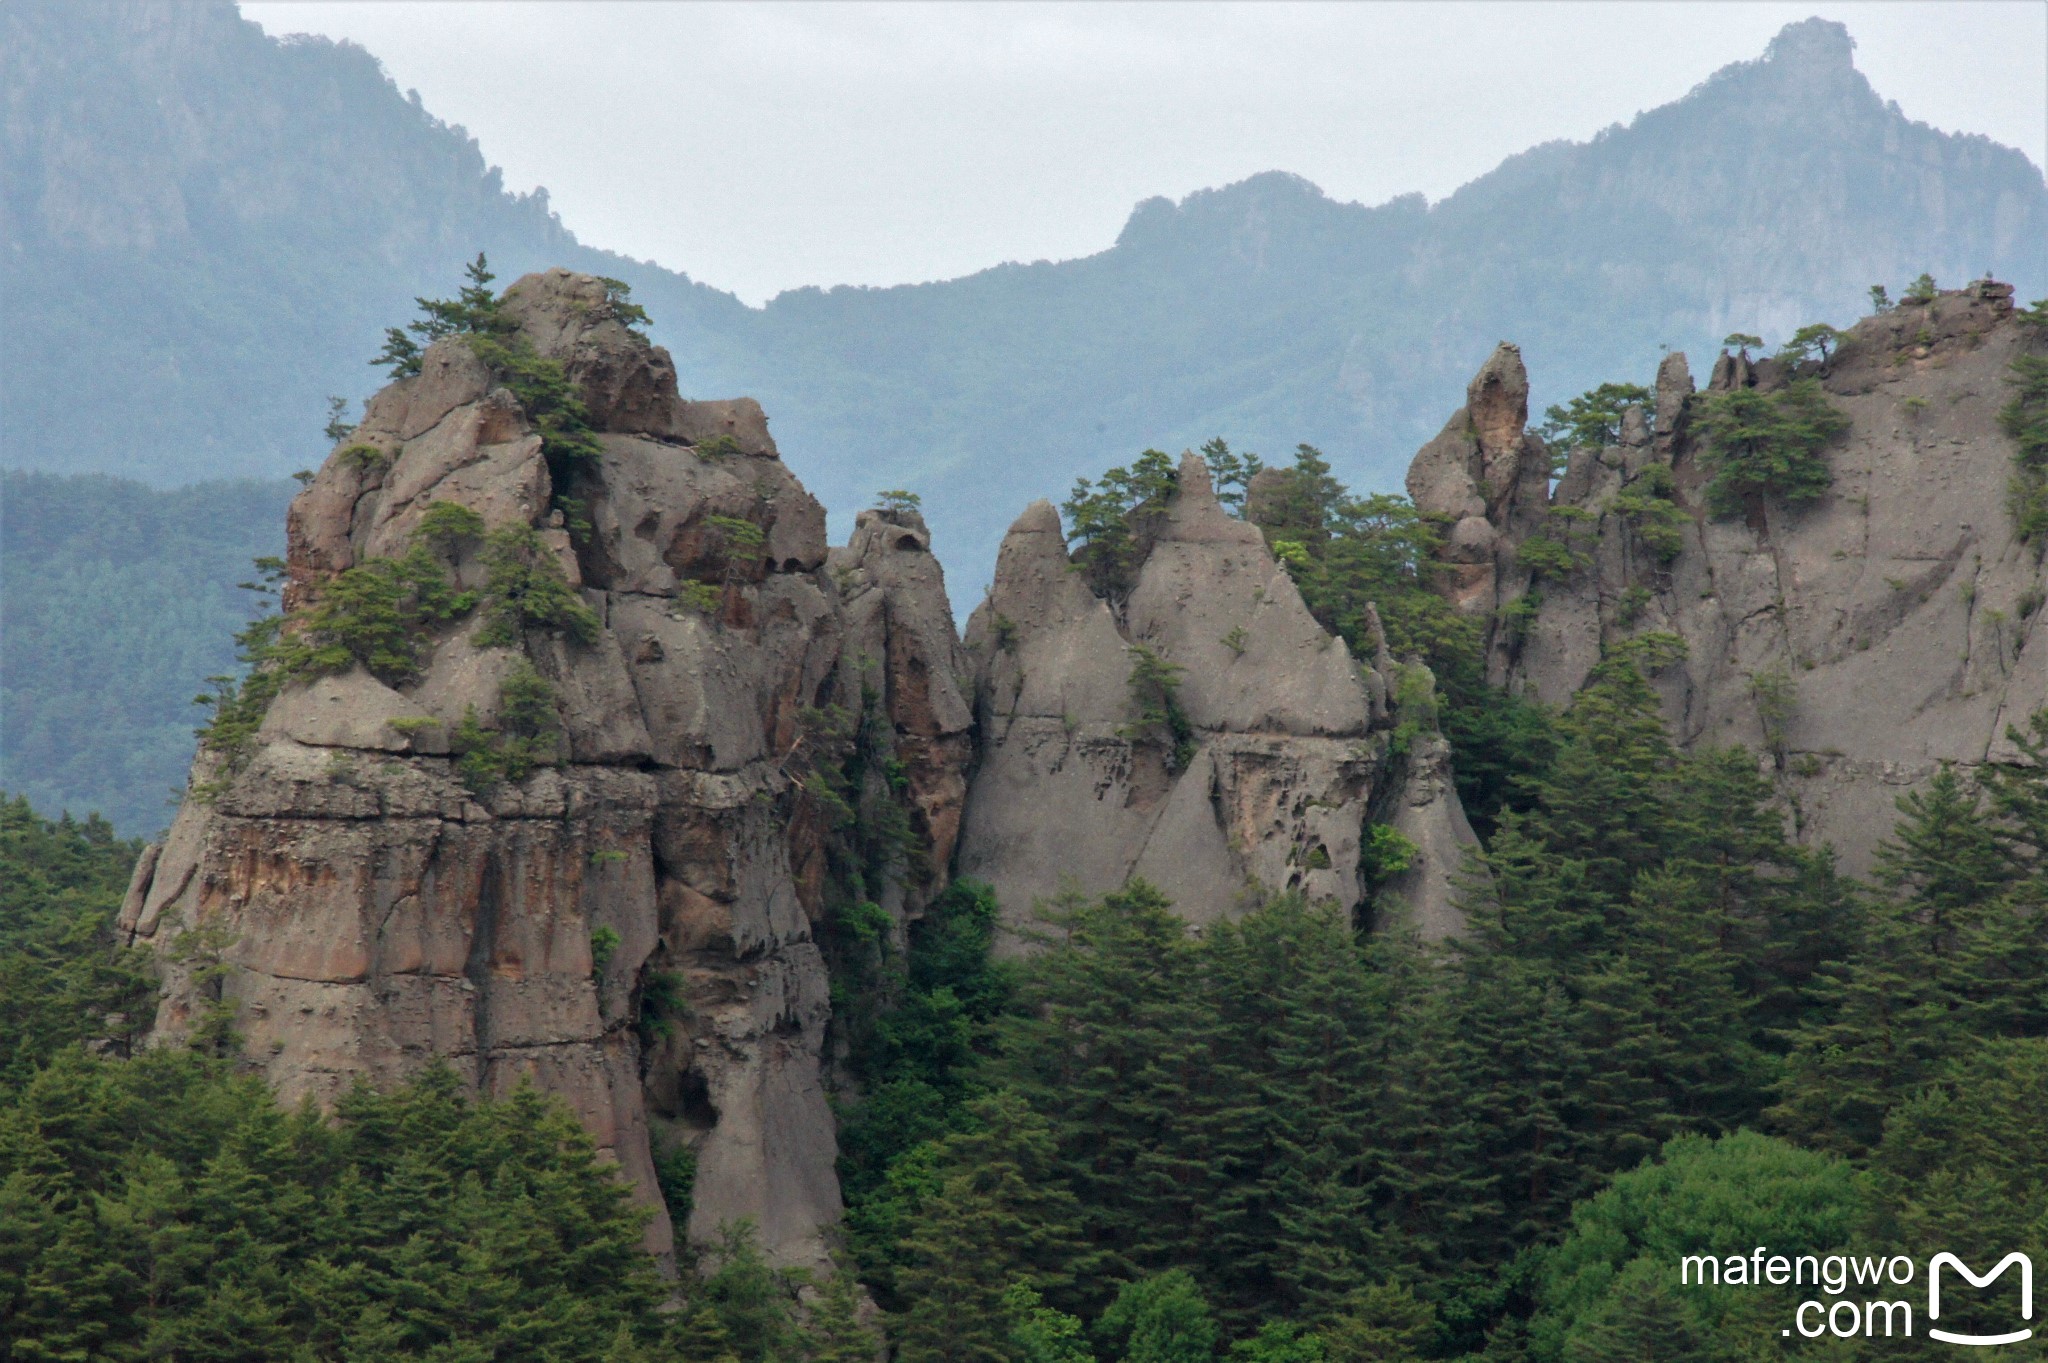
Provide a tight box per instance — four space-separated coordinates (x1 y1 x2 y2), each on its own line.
960 448 1478 943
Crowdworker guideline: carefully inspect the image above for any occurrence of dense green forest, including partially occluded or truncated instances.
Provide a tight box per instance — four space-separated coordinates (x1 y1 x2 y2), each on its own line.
8 437 2042 1360
0 473 293 836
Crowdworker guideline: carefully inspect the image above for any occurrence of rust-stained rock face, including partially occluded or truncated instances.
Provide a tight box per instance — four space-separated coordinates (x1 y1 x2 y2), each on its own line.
958 451 1480 944
1414 281 2048 876
120 269 969 1274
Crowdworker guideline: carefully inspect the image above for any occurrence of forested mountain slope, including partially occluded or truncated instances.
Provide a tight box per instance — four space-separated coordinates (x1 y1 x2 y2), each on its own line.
0 473 291 834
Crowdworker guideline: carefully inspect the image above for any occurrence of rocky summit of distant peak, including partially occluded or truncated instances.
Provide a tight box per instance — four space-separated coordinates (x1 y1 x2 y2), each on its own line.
1762 17 1857 74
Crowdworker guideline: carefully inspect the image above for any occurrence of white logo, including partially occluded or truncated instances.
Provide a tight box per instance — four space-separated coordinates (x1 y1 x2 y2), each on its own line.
1929 1253 2034 1347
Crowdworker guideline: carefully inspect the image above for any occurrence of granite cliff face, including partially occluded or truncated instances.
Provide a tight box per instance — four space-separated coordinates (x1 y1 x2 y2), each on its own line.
117 269 1486 1274
1410 281 2048 875
958 453 1477 943
119 270 969 1272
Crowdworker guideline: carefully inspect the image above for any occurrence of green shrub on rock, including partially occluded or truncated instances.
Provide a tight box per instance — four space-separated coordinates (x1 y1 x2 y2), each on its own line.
1609 464 1688 564
477 523 602 647
1535 381 1652 467
452 660 562 794
267 544 475 684
416 499 486 556
1063 449 1179 598
1119 644 1196 772
1999 353 2048 545
1692 378 1848 516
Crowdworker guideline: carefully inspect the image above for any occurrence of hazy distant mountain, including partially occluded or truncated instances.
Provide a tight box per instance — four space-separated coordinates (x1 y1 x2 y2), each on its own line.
742 16 2046 581
0 1 752 482
0 472 291 834
5 3 2042 583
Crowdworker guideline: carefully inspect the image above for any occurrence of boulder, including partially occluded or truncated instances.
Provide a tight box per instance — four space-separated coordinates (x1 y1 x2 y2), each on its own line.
258 667 443 754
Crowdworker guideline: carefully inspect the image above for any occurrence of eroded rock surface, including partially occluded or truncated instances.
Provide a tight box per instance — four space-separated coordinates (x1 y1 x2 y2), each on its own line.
1405 342 1553 683
1413 282 2048 875
120 269 1496 1277
121 270 968 1273
959 452 1478 943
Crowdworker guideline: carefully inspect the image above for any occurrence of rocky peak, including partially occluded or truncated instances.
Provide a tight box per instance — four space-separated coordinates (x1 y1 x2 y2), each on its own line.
1404 343 1549 677
1161 449 1269 547
1761 18 1857 76
1411 283 2048 877
959 451 1477 942
1408 342 1548 524
828 507 975 921
1467 342 1533 497
120 270 968 1275
1653 350 1694 455
1707 17 1877 126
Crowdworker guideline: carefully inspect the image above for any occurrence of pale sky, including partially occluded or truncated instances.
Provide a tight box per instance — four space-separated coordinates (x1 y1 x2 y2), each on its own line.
243 2 2048 306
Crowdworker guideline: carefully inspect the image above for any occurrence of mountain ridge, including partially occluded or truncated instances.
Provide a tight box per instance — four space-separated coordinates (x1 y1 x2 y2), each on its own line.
5 3 2045 832
6 7 2040 559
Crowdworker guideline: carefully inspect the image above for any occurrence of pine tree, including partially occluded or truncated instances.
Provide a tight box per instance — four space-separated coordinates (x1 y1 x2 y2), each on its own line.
1004 1281 1096 1363
372 252 509 377
992 882 1198 1285
1428 945 1590 1265
0 795 153 1086
893 1093 1094 1363
1558 1279 1714 1363
1094 1270 1218 1363
1772 767 2025 1154
1318 1281 1436 1363
804 1265 883 1363
1866 1036 2048 1344
1253 903 1394 1317
1570 868 1763 1169
1161 912 1280 1307
1523 648 1680 910
688 1221 801 1363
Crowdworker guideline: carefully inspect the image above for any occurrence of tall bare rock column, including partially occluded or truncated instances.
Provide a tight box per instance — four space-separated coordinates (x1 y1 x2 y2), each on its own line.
118 270 969 1272
1410 282 2048 875
957 452 1479 942
1404 341 1553 685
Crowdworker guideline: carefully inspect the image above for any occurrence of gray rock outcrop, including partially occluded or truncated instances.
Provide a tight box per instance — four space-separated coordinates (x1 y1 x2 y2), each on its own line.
1405 342 1552 683
118 269 1499 1280
1412 281 2048 875
120 270 970 1273
958 452 1479 942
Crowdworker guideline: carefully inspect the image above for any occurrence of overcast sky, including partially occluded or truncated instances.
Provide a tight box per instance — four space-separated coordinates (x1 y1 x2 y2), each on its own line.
243 2 2048 306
